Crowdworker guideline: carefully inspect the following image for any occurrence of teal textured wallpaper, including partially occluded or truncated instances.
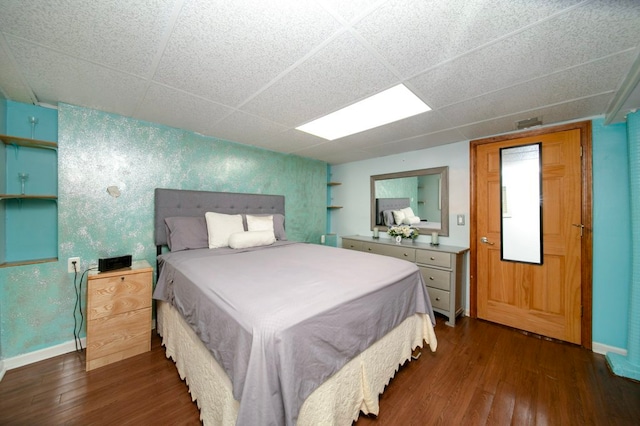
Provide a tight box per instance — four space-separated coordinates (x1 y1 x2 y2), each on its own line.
1 103 327 359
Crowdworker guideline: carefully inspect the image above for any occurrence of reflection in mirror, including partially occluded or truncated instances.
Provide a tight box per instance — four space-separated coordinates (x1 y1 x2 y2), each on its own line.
500 143 543 264
370 166 449 237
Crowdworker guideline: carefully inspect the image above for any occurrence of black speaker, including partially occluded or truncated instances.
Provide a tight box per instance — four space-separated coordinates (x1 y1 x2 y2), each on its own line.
98 255 132 272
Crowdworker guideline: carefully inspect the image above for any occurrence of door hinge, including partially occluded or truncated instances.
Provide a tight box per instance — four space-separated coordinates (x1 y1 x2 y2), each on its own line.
580 145 583 157
581 306 584 317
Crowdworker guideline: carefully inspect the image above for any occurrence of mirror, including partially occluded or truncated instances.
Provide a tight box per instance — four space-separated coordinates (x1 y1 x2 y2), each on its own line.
500 143 543 264
370 166 449 237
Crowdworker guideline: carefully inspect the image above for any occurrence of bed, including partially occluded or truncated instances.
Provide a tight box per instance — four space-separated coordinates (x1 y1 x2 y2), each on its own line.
153 188 437 425
376 197 442 229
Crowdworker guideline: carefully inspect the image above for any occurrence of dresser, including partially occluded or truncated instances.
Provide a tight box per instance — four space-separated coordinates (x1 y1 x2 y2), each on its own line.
86 260 153 371
342 236 468 326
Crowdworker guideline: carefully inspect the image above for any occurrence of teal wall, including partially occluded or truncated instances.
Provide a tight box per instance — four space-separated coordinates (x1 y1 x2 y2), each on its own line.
592 118 632 349
0 102 327 359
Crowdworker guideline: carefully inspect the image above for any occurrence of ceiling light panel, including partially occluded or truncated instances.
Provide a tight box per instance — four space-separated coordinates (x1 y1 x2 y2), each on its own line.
296 84 431 140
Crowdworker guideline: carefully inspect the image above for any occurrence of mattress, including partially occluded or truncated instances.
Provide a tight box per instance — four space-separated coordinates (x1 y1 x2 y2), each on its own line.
157 301 436 425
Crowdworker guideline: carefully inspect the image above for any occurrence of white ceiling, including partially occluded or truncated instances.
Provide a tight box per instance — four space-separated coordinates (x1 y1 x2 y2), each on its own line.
1 0 639 165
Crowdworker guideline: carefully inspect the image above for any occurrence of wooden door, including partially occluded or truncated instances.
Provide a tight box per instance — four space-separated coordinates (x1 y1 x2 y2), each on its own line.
471 122 592 346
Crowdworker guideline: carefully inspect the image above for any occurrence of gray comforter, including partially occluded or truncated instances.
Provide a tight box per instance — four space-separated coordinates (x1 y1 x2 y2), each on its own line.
153 241 434 426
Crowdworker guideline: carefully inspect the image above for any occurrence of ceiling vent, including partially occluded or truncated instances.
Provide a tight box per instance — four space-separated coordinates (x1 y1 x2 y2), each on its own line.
516 117 543 130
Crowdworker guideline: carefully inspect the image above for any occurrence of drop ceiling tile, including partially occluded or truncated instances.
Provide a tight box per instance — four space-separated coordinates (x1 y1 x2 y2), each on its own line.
410 0 640 108
0 0 175 76
154 0 341 107
439 52 633 127
209 110 292 150
354 0 584 78
319 0 390 24
241 31 398 127
0 40 33 103
459 93 612 140
365 129 467 158
292 140 375 164
7 37 147 115
134 83 235 136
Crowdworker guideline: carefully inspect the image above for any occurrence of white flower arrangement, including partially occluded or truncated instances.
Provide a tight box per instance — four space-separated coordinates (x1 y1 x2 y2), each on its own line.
387 225 419 240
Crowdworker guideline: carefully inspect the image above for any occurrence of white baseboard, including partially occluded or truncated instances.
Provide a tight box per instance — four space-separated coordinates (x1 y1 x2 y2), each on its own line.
0 321 157 382
592 342 627 356
2 338 87 374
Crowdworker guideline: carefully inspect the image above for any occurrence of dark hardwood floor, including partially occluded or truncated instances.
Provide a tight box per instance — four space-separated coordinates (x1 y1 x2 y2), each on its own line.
1 315 639 425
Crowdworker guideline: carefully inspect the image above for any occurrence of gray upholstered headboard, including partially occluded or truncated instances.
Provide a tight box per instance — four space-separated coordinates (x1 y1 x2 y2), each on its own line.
375 197 411 225
154 188 285 247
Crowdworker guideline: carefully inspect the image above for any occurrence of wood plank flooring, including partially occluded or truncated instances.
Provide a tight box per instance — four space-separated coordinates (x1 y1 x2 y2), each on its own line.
1 315 639 425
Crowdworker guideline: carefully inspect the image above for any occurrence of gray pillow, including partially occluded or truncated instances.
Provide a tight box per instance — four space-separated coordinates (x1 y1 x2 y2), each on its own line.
164 216 209 251
242 213 287 241
382 210 396 227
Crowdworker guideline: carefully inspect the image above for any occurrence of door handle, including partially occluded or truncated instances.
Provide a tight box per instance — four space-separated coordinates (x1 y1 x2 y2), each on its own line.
572 223 584 237
480 236 495 245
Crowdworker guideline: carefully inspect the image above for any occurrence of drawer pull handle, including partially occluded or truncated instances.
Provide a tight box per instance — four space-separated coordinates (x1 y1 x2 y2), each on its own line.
430 256 435 260
403 253 408 257
429 277 434 280
435 297 441 301
368 248 372 251
120 276 125 281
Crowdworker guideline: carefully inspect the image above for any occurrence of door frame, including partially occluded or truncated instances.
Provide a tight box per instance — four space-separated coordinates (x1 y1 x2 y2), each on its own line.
469 121 593 349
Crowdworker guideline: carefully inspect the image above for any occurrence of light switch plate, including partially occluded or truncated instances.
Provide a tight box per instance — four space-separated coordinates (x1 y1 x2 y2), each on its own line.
457 214 465 226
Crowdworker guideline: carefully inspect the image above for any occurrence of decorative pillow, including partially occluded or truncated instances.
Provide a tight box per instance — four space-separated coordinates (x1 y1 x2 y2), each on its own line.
382 210 395 226
228 230 276 249
243 213 287 241
403 215 421 225
247 214 274 232
205 212 244 248
399 207 420 224
400 206 416 218
392 210 405 226
164 216 208 252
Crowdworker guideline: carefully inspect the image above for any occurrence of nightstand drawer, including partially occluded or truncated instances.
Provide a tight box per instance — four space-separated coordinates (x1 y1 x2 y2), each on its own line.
87 271 152 320
364 244 415 262
86 307 151 361
427 287 450 311
419 266 451 291
416 250 451 268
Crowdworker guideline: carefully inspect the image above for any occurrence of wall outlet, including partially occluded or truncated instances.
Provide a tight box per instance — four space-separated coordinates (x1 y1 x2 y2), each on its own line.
68 257 80 273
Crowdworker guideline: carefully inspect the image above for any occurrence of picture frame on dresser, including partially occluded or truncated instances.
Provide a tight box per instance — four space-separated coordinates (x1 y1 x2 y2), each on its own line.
342 235 468 326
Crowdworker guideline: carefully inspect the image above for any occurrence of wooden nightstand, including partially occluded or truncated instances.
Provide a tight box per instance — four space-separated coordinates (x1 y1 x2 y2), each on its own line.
86 260 153 371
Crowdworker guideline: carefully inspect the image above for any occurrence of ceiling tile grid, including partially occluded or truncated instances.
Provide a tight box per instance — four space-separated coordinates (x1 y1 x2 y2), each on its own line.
0 0 639 164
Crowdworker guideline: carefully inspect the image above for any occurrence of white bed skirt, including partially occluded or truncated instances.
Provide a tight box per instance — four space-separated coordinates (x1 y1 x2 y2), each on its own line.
157 301 437 425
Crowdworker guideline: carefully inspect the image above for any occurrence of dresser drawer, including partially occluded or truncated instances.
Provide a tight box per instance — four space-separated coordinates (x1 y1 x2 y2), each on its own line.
364 243 415 262
419 266 451 291
87 271 152 320
427 287 450 311
342 239 363 251
416 249 451 268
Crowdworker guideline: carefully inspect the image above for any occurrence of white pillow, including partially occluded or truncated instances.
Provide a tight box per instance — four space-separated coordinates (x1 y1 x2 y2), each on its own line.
205 212 244 248
392 210 405 225
400 207 415 218
403 215 421 225
228 230 276 249
246 214 274 232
